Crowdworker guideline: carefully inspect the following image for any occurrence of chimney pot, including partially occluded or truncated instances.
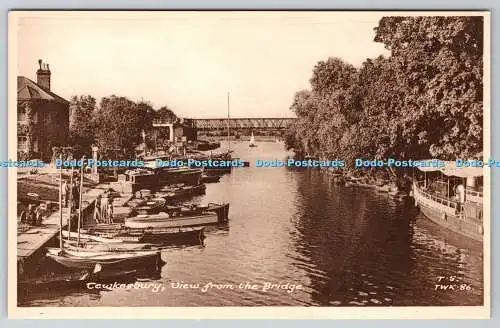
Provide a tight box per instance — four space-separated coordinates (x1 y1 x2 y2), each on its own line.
36 59 51 90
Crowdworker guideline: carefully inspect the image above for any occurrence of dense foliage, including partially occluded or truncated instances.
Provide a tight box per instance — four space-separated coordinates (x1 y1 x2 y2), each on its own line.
69 95 178 158
286 16 484 181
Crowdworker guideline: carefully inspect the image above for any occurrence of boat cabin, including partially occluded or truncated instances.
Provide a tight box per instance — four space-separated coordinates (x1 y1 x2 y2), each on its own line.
412 161 484 241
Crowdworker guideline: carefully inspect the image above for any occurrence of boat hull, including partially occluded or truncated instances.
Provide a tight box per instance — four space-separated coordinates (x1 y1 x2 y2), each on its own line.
18 268 141 292
90 226 206 245
155 168 202 185
413 184 483 242
201 175 221 183
47 250 164 271
63 241 153 252
158 184 206 201
124 213 218 229
207 203 230 223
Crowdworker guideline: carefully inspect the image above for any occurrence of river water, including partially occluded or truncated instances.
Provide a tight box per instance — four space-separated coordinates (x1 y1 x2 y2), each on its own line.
20 141 484 307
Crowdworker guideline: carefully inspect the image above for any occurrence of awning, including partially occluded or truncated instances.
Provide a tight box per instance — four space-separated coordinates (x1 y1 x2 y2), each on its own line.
441 167 484 178
417 160 454 172
416 160 483 177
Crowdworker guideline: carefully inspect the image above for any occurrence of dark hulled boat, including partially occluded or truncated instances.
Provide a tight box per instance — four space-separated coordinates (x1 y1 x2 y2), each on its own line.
155 184 206 201
86 225 206 246
201 174 221 183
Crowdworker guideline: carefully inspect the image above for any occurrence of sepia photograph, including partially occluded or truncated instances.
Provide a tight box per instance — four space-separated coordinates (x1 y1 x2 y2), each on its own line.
7 10 490 318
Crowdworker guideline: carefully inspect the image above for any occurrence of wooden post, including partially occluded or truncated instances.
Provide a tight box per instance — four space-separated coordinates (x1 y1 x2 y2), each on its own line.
77 156 85 246
58 155 63 251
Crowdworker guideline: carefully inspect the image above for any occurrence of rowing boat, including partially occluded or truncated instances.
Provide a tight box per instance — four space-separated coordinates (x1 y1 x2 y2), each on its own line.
46 249 165 271
124 211 218 229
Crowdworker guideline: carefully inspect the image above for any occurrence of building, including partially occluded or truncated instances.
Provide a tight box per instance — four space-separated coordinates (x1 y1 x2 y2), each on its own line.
17 60 70 162
152 118 197 144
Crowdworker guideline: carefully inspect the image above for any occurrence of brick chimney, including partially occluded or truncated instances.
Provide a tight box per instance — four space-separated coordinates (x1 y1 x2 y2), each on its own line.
36 59 51 90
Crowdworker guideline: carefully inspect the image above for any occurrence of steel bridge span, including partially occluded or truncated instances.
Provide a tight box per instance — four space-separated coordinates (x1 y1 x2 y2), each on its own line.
186 118 296 130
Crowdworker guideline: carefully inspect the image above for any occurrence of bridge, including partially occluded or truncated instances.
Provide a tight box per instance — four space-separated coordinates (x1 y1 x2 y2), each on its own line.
186 118 296 130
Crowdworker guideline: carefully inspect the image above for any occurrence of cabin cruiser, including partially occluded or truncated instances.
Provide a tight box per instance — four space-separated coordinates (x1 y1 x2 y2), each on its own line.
412 161 484 242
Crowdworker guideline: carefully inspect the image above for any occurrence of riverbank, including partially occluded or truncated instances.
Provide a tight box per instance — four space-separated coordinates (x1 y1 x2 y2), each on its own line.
320 166 411 201
16 182 133 280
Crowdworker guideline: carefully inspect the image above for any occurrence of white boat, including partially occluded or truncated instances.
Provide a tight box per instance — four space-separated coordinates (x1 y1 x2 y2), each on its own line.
61 230 140 243
124 211 219 229
412 160 483 242
63 240 153 252
46 249 164 271
47 247 156 257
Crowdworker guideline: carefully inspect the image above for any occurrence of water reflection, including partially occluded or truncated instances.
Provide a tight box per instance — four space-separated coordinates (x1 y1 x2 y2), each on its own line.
19 141 483 307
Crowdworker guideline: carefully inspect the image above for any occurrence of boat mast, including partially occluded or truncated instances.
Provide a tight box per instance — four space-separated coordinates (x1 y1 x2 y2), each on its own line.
77 156 85 246
58 155 63 251
227 92 230 152
67 165 73 241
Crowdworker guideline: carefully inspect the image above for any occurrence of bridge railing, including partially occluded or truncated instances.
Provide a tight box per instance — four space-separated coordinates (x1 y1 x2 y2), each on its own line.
188 118 296 130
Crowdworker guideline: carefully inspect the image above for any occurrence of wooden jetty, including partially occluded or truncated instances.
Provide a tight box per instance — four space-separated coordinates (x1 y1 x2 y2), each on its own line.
16 184 132 279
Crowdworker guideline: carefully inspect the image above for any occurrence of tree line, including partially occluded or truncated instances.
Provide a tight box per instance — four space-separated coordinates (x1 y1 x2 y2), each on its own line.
284 16 484 183
69 95 178 159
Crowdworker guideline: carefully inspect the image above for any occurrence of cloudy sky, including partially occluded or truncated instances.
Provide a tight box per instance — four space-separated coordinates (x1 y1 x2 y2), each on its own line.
14 11 389 118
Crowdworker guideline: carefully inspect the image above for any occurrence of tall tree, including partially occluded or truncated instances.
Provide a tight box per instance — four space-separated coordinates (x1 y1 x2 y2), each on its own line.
286 15 484 184
94 95 145 158
374 16 483 159
69 95 97 156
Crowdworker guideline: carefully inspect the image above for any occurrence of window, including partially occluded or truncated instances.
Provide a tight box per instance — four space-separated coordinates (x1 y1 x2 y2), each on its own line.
18 108 26 122
18 136 27 151
17 107 38 123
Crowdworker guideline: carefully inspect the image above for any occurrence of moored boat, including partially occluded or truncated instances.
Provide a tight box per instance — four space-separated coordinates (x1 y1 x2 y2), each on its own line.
164 202 229 223
143 163 203 186
93 226 206 245
412 161 483 242
46 249 165 271
61 230 139 243
201 174 221 183
124 211 219 229
155 183 206 201
63 240 154 252
86 224 206 245
18 266 140 292
131 197 167 215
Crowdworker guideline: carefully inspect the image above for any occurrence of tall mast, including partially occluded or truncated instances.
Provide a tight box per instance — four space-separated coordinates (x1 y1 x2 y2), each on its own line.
227 92 230 151
58 155 63 251
67 165 73 241
77 156 85 246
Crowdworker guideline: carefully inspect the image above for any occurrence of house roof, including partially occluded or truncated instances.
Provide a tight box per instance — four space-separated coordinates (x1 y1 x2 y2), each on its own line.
17 76 69 105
